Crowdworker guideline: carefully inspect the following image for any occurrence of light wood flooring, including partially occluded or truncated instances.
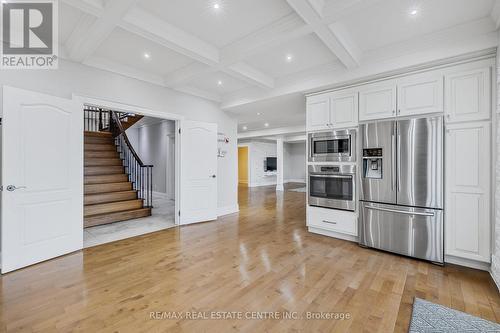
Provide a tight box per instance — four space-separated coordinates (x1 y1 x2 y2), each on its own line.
1 183 499 332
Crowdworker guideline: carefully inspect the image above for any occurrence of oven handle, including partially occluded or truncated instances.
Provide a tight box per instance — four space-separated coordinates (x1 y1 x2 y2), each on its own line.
309 174 353 179
366 205 434 217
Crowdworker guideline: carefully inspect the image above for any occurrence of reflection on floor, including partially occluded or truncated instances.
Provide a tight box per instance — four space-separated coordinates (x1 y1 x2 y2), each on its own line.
84 193 175 248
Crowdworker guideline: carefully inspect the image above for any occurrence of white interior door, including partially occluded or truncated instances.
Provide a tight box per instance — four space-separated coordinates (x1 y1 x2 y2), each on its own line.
1 86 83 273
180 120 217 224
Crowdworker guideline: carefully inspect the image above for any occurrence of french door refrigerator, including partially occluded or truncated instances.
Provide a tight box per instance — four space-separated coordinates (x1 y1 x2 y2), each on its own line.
359 115 444 264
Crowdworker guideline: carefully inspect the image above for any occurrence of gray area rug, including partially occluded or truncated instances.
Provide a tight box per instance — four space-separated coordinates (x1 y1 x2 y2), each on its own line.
409 298 500 332
288 187 306 193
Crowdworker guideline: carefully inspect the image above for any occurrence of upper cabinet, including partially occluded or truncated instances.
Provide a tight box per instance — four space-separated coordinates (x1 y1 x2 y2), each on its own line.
358 81 397 121
330 90 358 129
445 66 491 124
306 90 358 131
306 93 331 132
397 72 443 117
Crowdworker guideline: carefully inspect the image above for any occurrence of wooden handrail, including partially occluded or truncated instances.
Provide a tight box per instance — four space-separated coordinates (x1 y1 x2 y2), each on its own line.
109 111 153 167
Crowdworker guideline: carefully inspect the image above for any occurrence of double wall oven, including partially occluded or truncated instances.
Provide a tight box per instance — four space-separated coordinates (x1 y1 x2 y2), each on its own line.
308 165 356 211
308 129 356 162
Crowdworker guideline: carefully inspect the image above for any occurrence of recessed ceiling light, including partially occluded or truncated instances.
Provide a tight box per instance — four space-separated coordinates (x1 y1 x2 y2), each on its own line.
264 123 269 127
217 80 223 86
143 52 151 59
257 112 262 116
242 126 247 130
409 8 418 16
286 54 293 62
213 3 220 10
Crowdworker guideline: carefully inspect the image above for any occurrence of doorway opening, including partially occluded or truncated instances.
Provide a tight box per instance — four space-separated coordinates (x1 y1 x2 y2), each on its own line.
83 106 176 247
238 146 249 186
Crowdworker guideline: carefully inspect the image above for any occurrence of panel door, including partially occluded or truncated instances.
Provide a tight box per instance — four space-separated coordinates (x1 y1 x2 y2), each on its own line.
306 94 331 131
2 86 83 273
359 81 397 121
330 90 358 128
397 73 444 117
445 121 490 262
180 120 218 225
445 67 491 123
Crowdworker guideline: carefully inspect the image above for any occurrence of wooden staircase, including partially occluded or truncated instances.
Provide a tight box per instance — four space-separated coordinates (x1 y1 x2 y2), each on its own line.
84 131 151 228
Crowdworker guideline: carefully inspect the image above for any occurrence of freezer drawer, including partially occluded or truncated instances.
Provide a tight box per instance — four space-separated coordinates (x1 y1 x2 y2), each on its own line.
359 202 443 263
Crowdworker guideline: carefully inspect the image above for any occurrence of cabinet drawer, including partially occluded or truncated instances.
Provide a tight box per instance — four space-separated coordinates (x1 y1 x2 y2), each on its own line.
307 206 357 235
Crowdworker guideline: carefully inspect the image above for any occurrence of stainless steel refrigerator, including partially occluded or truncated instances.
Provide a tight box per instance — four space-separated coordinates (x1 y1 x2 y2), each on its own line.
359 115 444 264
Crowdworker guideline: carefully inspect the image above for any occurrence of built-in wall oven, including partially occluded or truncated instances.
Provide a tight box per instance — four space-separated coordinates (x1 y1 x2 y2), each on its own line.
308 129 356 162
308 165 356 211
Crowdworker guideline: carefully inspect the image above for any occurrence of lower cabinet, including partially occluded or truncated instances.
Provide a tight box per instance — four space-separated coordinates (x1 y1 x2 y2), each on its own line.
445 121 491 263
307 206 357 237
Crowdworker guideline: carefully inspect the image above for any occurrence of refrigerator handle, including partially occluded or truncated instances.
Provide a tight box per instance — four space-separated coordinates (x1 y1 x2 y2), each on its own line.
366 205 435 217
391 133 396 191
397 128 401 192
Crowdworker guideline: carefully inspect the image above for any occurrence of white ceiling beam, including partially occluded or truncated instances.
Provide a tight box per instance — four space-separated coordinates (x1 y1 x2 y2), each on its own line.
65 0 140 63
286 0 360 69
120 8 220 65
225 62 275 89
238 125 306 139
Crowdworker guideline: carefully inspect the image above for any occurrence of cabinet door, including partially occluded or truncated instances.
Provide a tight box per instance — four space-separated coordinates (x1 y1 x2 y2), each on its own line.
359 81 397 121
330 90 358 128
306 94 331 131
445 67 491 123
397 73 443 117
445 122 490 263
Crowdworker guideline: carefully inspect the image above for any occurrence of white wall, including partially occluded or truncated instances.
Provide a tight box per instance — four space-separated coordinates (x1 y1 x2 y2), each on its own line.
127 120 175 197
0 59 238 213
492 32 500 289
284 142 306 183
239 140 277 187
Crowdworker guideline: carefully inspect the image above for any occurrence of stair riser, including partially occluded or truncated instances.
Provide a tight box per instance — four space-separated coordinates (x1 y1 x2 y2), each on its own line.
84 191 137 205
85 200 144 216
84 208 151 228
85 159 123 167
85 174 128 184
85 166 124 176
84 131 112 138
84 144 117 151
85 182 132 194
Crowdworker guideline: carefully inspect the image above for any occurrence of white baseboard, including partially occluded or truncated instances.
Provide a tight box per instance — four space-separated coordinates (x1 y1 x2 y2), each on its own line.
218 204 239 217
248 182 276 187
308 227 358 243
285 178 306 183
491 271 500 292
152 191 168 199
444 255 491 271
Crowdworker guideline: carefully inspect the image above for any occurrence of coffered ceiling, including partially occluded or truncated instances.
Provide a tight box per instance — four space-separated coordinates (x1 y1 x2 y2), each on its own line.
58 0 499 132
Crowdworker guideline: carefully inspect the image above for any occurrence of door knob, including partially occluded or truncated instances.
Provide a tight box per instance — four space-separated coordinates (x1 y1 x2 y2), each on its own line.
211 175 216 178
6 185 27 191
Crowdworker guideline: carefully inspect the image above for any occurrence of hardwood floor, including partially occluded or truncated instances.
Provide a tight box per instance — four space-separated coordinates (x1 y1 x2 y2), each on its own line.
1 184 499 332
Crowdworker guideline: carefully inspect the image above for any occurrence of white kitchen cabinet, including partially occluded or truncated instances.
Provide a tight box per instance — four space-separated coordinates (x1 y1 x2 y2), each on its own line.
306 93 331 131
359 81 397 121
307 206 357 236
445 121 491 263
445 66 491 123
330 90 358 128
397 72 443 117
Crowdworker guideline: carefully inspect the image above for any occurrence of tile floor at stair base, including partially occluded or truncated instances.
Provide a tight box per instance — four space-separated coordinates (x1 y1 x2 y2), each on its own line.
84 194 175 248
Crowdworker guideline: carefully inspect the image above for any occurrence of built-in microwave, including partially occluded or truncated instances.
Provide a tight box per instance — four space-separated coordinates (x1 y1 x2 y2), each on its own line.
308 165 356 211
308 129 356 162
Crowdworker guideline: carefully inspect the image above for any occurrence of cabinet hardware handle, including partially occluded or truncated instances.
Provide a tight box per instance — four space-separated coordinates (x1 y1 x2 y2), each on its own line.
322 220 337 224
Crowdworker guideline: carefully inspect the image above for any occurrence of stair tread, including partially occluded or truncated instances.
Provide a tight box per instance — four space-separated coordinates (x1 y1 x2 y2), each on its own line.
85 198 143 209
84 199 144 217
85 207 151 218
84 131 112 137
84 208 152 228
